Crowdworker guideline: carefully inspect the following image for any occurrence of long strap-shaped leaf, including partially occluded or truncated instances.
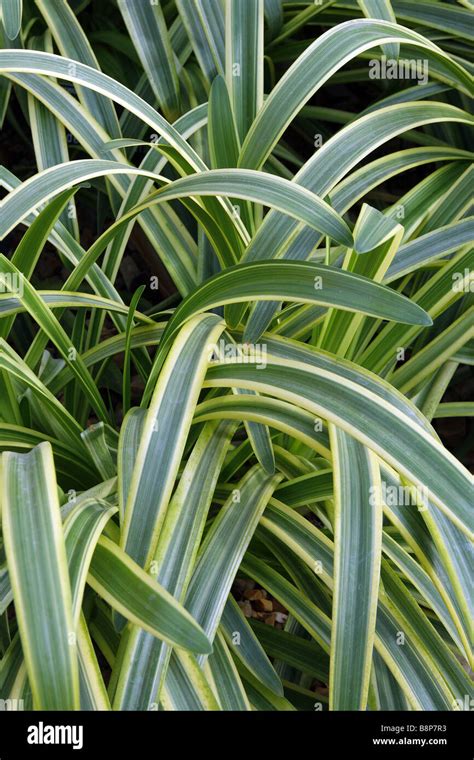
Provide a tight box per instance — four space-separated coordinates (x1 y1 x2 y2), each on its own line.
0 187 78 341
0 49 208 171
0 165 132 323
380 560 472 703
0 290 152 321
63 498 118 626
155 258 430 360
2 46 253 252
246 528 457 709
204 630 251 710
380 465 472 664
389 0 474 40
358 0 399 57
328 427 383 710
244 110 472 338
117 407 146 526
372 650 409 710
184 465 282 649
0 160 353 251
77 614 111 711
381 532 463 653
5 73 199 294
389 307 474 393
114 463 282 708
161 650 221 711
204 356 472 535
385 217 474 283
0 255 110 424
1 0 21 40
0 424 93 491
156 465 282 707
317 205 403 357
112 420 236 710
150 169 353 248
0 493 118 708
239 19 472 169
359 248 473 373
242 103 472 264
26 32 79 240
87 536 212 655
117 0 180 122
35 0 121 139
176 0 225 84
225 0 264 141
225 332 435 437
0 339 85 449
122 314 226 570
220 595 283 696
0 159 166 238
1 443 79 709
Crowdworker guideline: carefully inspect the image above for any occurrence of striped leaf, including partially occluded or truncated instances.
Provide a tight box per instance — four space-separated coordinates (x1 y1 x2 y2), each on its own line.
1 443 79 709
329 428 383 710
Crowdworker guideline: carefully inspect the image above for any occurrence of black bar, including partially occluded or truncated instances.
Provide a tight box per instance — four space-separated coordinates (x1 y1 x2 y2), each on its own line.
0 710 470 757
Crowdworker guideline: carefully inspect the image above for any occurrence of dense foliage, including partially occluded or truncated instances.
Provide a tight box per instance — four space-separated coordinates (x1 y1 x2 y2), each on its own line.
0 0 472 711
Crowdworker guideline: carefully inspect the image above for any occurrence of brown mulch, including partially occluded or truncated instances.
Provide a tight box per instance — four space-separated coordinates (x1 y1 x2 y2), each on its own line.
232 577 288 628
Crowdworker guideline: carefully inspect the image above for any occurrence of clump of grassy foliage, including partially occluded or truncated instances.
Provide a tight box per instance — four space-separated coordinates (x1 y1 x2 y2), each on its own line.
0 0 472 711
